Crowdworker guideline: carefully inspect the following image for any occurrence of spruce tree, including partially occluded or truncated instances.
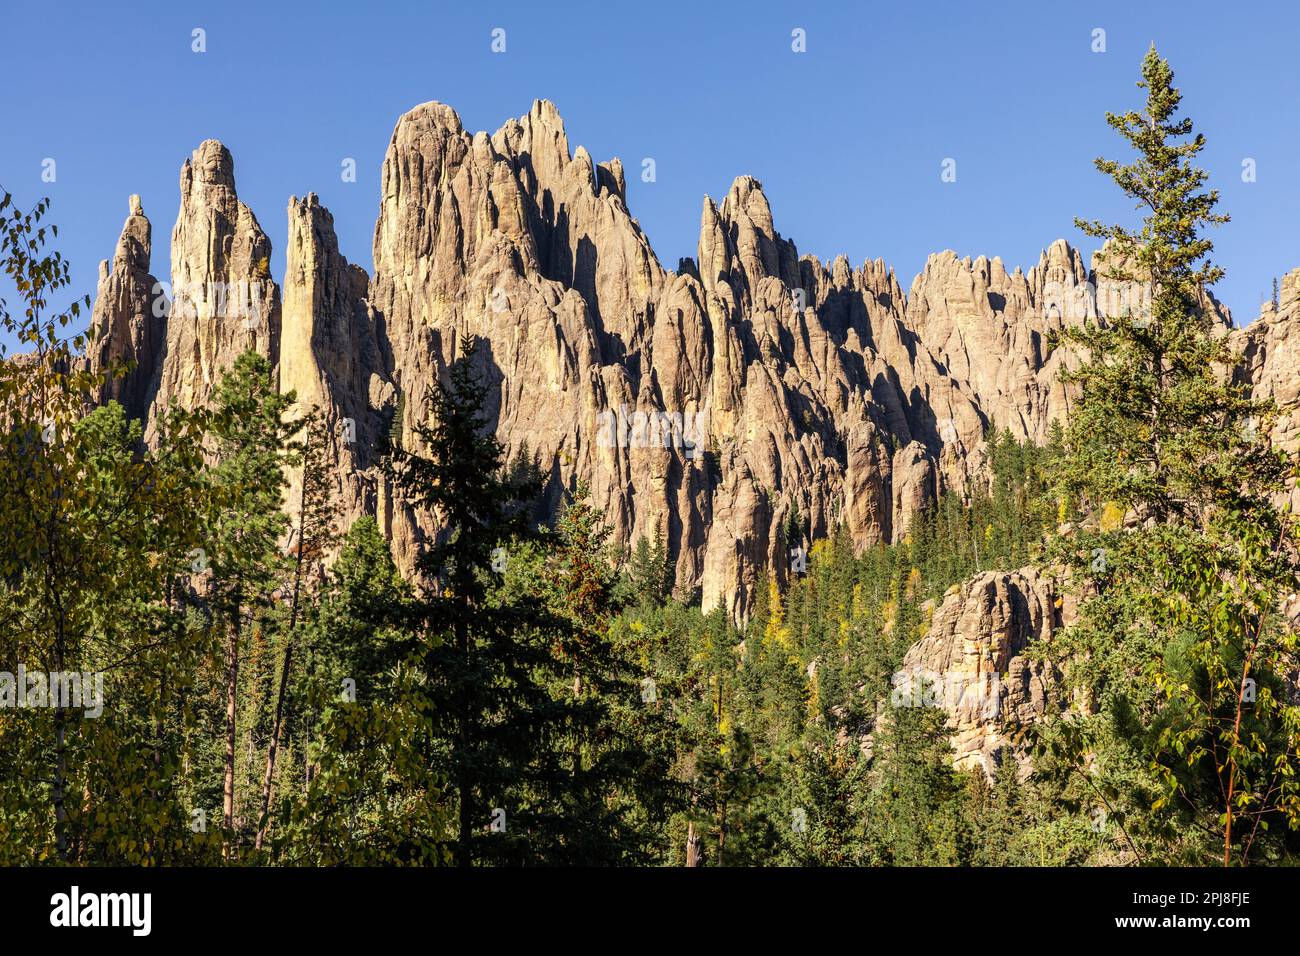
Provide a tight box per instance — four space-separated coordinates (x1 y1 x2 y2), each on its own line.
386 336 572 866
862 702 969 865
1045 46 1300 864
625 531 671 607
528 486 682 862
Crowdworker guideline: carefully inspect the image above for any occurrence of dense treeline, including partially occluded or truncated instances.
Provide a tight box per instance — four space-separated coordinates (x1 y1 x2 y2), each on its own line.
3 47 1299 866
609 429 1097 866
0 247 1079 866
0 300 1126 866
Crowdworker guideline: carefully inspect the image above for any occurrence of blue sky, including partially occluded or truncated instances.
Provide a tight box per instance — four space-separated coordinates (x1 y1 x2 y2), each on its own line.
2 0 1297 348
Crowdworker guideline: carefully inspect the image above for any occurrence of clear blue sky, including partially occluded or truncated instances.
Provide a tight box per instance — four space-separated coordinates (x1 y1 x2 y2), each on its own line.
2 0 1297 349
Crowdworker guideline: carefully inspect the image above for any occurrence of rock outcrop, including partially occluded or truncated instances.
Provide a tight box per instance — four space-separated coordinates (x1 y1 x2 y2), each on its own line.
80 98 1296 624
280 193 395 543
896 568 1065 774
1234 269 1300 511
86 195 163 422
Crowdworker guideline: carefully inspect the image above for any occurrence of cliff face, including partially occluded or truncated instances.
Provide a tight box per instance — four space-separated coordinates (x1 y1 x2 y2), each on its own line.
83 98 1291 623
1233 268 1300 511
896 568 1067 774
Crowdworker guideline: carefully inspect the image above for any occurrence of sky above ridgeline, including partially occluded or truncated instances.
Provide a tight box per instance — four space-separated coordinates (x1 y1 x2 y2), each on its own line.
2 0 1297 350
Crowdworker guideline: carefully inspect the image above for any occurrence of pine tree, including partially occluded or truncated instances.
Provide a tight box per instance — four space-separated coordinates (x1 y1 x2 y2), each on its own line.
204 349 299 858
529 486 682 862
255 408 337 850
386 336 572 866
311 516 412 692
862 702 969 865
1046 46 1300 864
780 723 869 865
625 531 672 606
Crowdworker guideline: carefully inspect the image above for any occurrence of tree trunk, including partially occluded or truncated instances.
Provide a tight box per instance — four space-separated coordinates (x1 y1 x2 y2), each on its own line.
49 559 69 862
54 706 67 861
222 608 241 859
685 822 701 867
255 473 311 852
254 642 292 851
1226 623 1263 866
717 793 726 866
456 609 472 868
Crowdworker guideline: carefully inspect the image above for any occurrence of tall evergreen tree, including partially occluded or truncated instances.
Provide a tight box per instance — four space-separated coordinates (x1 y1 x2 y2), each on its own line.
624 531 671 607
255 408 337 850
386 337 572 865
204 349 299 857
523 486 682 862
1044 46 1300 864
862 703 969 865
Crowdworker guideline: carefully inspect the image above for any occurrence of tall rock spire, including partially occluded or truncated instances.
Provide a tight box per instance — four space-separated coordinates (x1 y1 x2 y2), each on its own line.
86 194 163 422
146 140 280 440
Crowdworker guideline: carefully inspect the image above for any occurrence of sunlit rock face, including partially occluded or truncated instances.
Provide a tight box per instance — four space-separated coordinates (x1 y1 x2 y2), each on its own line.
1234 268 1300 512
144 140 281 444
86 194 163 423
87 99 1291 621
894 568 1066 775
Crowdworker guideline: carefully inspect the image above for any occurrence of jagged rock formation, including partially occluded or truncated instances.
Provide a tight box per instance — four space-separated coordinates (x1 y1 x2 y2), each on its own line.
86 195 163 422
895 568 1066 774
365 102 1011 617
905 242 1085 447
145 140 280 441
1234 269 1300 511
80 98 1294 623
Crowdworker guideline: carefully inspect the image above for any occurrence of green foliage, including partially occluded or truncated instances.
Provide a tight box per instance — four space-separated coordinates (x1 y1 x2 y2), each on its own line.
529 489 684 862
603 437 1061 867
0 191 214 862
908 429 1058 597
619 531 672 607
1039 45 1300 866
860 703 969 865
273 515 450 863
